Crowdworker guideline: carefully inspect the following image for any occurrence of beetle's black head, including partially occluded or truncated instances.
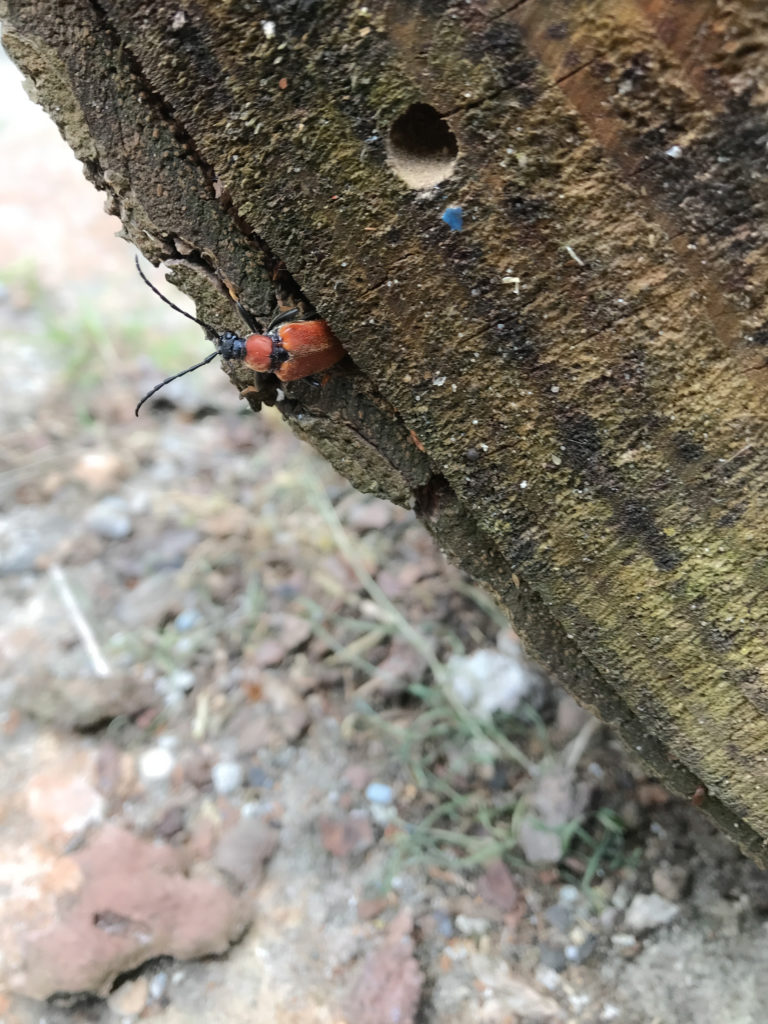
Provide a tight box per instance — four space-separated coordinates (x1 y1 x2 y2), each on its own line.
133 255 254 415
217 331 247 361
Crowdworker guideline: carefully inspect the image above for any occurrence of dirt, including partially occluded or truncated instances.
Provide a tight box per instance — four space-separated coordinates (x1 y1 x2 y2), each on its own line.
2 43 768 1024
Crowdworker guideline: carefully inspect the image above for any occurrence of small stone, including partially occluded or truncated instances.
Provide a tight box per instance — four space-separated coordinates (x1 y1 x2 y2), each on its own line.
543 903 572 933
599 906 618 930
182 750 211 788
318 811 375 857
174 609 201 631
357 897 391 922
73 451 124 492
245 764 272 788
476 858 520 913
84 496 133 540
343 763 373 791
107 975 149 1016
155 805 186 839
454 914 490 936
343 908 423 1024
214 817 280 888
139 747 174 783
558 884 581 905
565 934 597 963
538 944 567 972
444 646 535 719
610 937 638 958
365 782 394 805
430 910 454 938
148 970 169 1001
601 1004 621 1021
611 882 632 910
14 671 151 730
211 760 244 795
117 572 182 629
618 798 643 830
163 669 196 695
142 527 200 572
624 892 680 933
568 991 591 1013
652 863 690 902
369 803 397 826
535 964 562 992
0 534 39 574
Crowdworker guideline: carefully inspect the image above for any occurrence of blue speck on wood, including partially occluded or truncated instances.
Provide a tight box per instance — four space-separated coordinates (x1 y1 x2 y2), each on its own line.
442 206 463 231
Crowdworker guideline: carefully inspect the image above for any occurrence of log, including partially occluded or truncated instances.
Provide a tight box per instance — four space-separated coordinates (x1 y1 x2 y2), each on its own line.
3 0 768 861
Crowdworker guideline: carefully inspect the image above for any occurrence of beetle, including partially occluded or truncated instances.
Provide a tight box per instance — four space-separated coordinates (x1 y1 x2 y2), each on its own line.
133 256 345 415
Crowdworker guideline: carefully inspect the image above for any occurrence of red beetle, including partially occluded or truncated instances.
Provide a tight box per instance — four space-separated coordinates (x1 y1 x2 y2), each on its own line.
134 257 345 415
236 316 345 381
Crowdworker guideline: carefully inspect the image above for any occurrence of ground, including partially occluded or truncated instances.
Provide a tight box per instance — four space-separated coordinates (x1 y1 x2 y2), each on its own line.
2 44 768 1024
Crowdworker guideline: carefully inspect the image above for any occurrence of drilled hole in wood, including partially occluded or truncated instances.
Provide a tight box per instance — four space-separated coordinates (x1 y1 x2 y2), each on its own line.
386 103 458 188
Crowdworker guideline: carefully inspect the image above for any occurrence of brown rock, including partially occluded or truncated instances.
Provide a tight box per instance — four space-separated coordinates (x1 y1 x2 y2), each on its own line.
14 824 250 999
477 859 521 914
317 811 375 858
343 908 423 1024
213 817 280 889
13 670 151 730
652 863 691 902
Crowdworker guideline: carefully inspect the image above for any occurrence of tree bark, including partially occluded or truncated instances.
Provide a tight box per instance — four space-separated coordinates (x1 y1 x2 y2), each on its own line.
3 0 768 860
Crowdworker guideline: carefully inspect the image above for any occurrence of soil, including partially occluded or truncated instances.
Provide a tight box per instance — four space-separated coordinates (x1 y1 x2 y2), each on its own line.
2 44 768 1024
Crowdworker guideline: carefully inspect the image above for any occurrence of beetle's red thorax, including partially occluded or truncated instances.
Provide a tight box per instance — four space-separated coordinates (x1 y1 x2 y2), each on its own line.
275 321 345 381
242 333 273 373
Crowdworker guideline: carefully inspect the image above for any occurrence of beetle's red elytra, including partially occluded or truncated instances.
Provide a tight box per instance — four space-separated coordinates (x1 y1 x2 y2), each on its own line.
133 256 344 415
242 319 345 381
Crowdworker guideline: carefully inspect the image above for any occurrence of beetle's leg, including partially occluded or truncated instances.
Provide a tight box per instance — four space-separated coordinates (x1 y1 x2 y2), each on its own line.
235 301 267 334
266 307 301 331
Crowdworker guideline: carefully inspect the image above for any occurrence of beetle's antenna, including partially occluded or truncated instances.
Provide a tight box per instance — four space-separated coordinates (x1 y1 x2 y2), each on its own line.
135 350 219 416
134 255 218 336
